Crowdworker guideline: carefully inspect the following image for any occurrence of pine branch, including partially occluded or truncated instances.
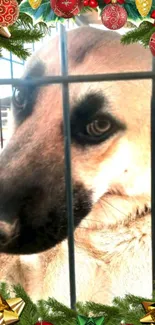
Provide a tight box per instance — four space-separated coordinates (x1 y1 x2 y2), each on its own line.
121 21 155 47
0 37 31 60
0 282 11 299
0 15 45 60
85 302 119 319
9 28 44 42
141 28 155 47
13 284 39 325
16 13 49 33
0 282 154 325
76 302 90 316
46 298 77 318
37 300 50 320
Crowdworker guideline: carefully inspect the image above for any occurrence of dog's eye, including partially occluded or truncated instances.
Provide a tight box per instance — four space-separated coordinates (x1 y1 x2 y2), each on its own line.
86 119 111 137
13 88 27 111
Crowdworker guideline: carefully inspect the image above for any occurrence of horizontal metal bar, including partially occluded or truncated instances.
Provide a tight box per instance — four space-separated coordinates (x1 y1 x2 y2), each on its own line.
0 71 153 87
0 57 24 66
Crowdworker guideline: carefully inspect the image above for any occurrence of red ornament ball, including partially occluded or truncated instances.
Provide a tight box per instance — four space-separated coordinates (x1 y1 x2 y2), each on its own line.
50 0 84 18
89 0 98 8
149 32 155 56
0 0 19 27
101 3 127 30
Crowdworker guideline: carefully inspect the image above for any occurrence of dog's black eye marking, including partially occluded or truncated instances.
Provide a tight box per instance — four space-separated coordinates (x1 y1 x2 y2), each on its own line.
69 92 126 146
12 61 45 126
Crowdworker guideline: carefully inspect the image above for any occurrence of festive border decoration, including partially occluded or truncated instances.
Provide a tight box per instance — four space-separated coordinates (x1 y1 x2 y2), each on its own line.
19 0 155 27
18 0 155 55
0 282 155 325
1 0 155 60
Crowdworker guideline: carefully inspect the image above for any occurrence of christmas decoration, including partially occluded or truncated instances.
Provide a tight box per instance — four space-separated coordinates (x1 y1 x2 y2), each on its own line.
140 301 155 323
50 0 84 18
1 0 155 67
83 0 89 5
35 320 54 325
150 8 155 20
135 0 152 17
0 13 47 59
28 0 42 9
0 26 11 37
121 20 155 46
121 322 134 325
149 31 155 55
101 3 127 30
77 316 104 325
0 0 19 27
0 281 154 325
0 294 25 325
89 0 98 8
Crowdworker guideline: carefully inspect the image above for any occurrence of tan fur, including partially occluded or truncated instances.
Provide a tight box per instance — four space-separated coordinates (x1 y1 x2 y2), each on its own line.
0 26 152 305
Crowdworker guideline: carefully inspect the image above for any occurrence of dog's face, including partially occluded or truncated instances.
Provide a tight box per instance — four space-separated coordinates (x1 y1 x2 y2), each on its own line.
0 26 151 255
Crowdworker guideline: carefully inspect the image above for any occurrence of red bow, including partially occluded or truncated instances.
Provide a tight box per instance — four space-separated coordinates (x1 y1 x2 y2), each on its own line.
104 0 125 3
151 10 155 19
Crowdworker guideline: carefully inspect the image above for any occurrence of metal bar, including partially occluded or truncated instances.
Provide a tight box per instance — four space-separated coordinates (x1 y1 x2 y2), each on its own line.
0 71 154 87
59 23 76 310
151 56 155 293
10 52 14 80
0 57 24 66
0 99 4 149
10 52 14 94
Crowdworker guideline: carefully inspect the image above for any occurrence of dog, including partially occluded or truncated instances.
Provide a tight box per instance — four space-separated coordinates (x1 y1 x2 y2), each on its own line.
0 26 152 305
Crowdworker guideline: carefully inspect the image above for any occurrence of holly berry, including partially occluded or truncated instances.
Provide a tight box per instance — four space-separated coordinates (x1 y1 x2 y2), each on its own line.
89 0 98 7
84 0 89 6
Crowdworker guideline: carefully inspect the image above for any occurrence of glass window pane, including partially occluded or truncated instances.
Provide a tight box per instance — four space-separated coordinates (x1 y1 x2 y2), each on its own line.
0 59 11 78
33 40 43 51
24 43 34 54
12 53 23 64
0 85 12 99
12 63 24 78
1 49 10 59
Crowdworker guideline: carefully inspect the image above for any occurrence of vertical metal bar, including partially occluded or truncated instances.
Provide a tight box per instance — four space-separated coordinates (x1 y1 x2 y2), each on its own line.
0 98 3 149
59 23 76 309
10 52 14 95
10 52 14 79
151 56 155 293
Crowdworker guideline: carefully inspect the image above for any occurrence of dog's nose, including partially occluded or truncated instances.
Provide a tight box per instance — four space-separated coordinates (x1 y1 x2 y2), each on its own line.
0 228 8 246
0 220 17 246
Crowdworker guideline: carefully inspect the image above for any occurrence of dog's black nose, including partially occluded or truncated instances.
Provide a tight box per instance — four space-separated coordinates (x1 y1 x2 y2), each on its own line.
0 228 8 246
0 220 17 248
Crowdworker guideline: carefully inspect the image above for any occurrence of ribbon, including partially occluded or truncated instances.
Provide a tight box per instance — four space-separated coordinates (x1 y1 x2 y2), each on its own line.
0 295 25 325
77 316 104 325
104 0 125 4
140 302 155 324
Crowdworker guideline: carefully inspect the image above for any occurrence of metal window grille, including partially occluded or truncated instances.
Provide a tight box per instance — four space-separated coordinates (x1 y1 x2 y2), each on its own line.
0 23 155 310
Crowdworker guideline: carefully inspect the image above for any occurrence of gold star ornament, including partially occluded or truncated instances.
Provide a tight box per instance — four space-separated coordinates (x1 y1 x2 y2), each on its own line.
0 295 25 325
140 302 155 324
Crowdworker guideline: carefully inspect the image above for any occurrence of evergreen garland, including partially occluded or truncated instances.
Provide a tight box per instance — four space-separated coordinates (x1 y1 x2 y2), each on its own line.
0 13 49 59
0 282 154 325
1 0 155 60
121 21 155 47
